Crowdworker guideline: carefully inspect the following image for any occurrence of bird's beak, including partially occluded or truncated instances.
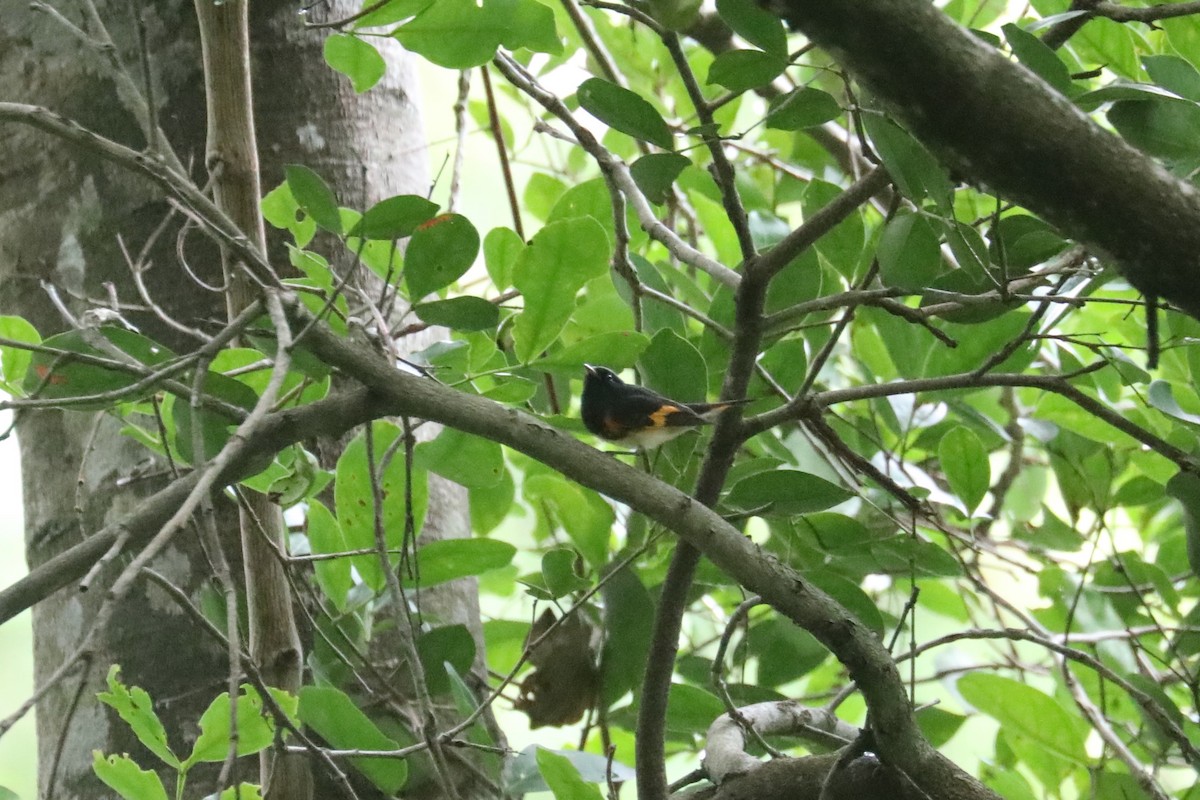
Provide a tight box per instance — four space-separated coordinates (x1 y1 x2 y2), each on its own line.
584 364 599 377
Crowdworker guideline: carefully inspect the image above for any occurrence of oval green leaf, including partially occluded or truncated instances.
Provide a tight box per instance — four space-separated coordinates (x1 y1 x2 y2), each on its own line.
298 686 407 794
405 538 517 588
413 297 500 330
404 213 480 299
577 78 673 150
324 33 387 93
726 470 854 516
706 49 786 94
350 194 439 240
285 164 343 234
956 674 1087 764
512 217 611 363
766 87 843 130
878 212 942 289
939 427 990 515
630 153 691 204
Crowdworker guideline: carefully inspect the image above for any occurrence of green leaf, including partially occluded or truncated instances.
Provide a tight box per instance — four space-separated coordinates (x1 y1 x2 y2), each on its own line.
536 748 605 800
1075 81 1185 111
285 165 343 234
1144 54 1200 101
324 33 387 93
335 422 428 591
404 213 480 299
1166 471 1200 580
495 0 562 55
92 752 168 800
397 0 560 66
987 214 1066 270
862 113 953 210
97 666 179 768
957 674 1087 764
505 746 635 795
525 173 569 222
394 0 500 68
1147 380 1200 426
171 371 260 465
483 226 525 290
24 327 175 408
726 470 854 516
630 153 692 204
184 685 276 767
747 618 829 685
878 212 942 289
298 686 407 794
706 49 786 94
916 706 967 748
638 328 707 406
939 427 990 514
1108 97 1200 160
305 500 354 610
262 182 316 246
405 538 517 588
577 78 674 150
807 571 885 634
413 297 500 330
541 548 590 598
766 87 842 130
1003 23 1073 95
524 472 614 565
470 466 516 534
417 625 477 695
416 427 505 487
352 0 436 26
218 784 263 800
803 180 865 269
715 0 786 56
0 315 39 393
350 194 439 239
665 683 726 734
512 217 611 362
530 331 651 373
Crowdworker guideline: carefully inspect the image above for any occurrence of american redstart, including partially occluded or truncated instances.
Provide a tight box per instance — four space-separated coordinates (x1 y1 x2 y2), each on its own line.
581 364 751 449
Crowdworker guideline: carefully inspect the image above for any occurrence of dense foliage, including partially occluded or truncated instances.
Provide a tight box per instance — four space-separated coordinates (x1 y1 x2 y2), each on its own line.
5 0 1200 798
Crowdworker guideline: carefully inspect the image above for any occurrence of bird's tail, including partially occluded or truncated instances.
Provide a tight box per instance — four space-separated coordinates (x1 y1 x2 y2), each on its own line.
688 397 755 421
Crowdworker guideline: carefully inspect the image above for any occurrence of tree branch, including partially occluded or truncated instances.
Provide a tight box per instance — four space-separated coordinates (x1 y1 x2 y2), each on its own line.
770 0 1200 320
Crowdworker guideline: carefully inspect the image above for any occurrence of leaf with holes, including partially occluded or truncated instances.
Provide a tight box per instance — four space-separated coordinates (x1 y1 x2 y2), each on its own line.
285 165 342 234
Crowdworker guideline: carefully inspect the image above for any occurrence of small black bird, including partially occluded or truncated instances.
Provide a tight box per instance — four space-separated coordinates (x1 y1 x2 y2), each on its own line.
580 364 749 449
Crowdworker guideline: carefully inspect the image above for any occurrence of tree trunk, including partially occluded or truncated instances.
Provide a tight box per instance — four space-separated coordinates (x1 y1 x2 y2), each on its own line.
0 0 488 796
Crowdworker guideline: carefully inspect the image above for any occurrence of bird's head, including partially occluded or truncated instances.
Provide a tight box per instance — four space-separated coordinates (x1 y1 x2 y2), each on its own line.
583 364 623 389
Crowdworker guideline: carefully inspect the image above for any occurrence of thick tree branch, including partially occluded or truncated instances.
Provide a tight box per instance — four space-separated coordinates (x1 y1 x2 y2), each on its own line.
770 0 1200 320
281 306 998 800
2 303 999 800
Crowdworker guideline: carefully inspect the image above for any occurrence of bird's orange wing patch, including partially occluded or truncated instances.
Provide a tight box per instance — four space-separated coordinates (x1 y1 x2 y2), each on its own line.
648 404 682 428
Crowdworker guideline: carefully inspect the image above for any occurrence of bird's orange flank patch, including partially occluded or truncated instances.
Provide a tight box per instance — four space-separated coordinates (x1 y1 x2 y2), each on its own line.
649 405 680 428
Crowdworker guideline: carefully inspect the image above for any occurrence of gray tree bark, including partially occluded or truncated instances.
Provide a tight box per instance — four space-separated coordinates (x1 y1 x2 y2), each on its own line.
0 1 487 797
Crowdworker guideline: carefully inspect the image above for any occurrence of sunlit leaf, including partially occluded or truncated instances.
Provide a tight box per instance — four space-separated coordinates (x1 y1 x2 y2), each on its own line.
324 33 387 93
